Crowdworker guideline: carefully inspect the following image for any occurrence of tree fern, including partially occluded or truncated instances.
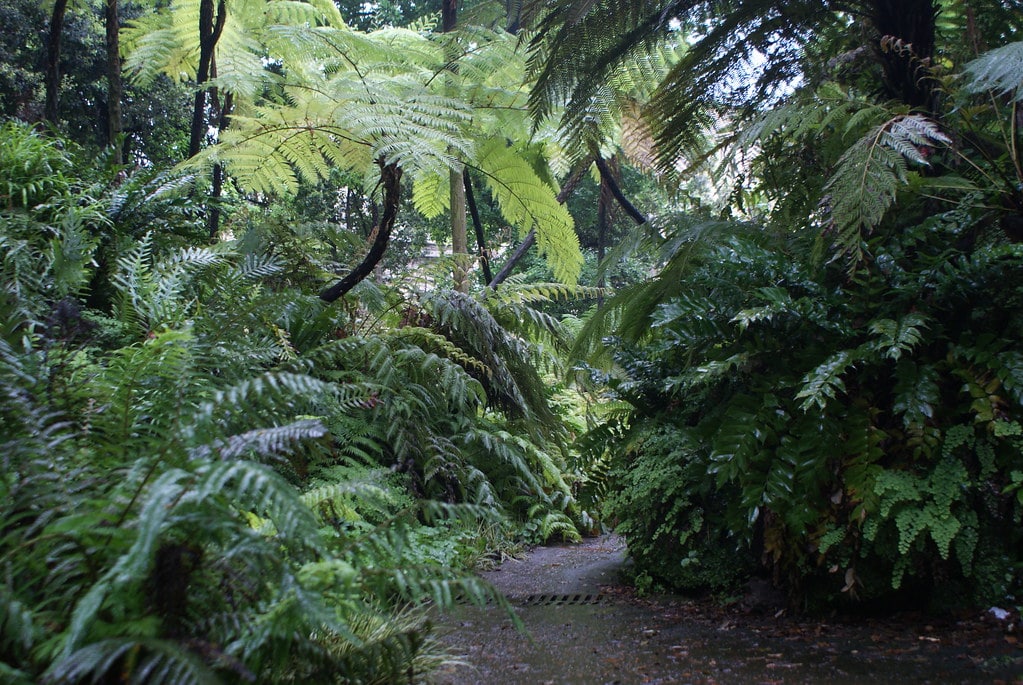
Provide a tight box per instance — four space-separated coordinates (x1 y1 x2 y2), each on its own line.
823 114 950 268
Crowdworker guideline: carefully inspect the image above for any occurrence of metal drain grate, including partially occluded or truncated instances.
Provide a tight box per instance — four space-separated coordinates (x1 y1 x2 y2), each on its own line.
509 592 605 606
452 592 607 606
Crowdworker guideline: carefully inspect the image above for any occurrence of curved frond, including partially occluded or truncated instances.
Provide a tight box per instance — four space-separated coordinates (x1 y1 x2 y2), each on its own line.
475 139 582 284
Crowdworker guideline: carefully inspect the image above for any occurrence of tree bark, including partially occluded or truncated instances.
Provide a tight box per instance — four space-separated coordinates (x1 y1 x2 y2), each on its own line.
871 0 939 111
596 167 610 299
441 0 457 32
44 0 69 124
594 155 645 225
207 85 233 239
450 167 469 291
189 0 227 158
105 0 123 163
320 162 403 303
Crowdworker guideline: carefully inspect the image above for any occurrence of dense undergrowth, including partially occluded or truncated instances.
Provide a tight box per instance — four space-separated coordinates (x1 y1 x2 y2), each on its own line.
0 122 585 683
573 34 1023 612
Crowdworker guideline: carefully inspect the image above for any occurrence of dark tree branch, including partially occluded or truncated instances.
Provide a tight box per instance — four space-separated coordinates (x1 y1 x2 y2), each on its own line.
189 0 228 157
593 155 646 225
463 173 494 285
320 162 403 303
488 230 535 289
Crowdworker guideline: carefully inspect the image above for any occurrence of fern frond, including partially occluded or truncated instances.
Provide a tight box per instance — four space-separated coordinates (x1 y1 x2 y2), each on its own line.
962 41 1023 101
47 638 222 685
823 115 950 268
475 139 582 284
796 350 858 412
411 171 450 218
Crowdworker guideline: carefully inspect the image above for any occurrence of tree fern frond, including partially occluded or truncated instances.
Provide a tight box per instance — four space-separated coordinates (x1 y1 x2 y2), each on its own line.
962 41 1023 101
823 114 950 268
411 171 450 218
475 138 582 284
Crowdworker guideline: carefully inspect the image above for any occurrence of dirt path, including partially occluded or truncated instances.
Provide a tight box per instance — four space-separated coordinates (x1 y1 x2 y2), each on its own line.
432 536 1023 684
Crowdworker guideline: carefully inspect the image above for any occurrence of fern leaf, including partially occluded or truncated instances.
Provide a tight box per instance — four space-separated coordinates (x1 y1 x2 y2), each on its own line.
411 171 450 218
796 350 858 412
823 115 949 267
963 41 1023 101
475 139 582 284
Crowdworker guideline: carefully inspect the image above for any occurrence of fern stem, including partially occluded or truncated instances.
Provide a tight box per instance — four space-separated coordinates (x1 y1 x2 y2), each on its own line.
594 155 647 225
1012 100 1022 184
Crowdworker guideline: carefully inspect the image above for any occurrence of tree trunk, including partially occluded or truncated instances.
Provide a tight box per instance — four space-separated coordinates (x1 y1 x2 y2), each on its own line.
596 165 610 302
594 155 645 225
442 0 469 291
207 84 233 239
505 0 521 33
870 0 938 111
44 0 69 124
464 173 494 285
320 162 403 303
105 0 123 163
450 167 469 291
189 0 227 158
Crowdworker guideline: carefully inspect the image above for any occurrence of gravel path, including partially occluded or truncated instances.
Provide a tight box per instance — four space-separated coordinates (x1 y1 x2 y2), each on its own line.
430 536 1022 684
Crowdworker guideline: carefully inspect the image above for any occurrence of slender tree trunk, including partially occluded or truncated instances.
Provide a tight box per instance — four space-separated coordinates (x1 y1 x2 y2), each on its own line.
442 0 469 291
596 165 610 303
45 0 69 124
189 0 227 158
207 84 232 239
464 173 494 285
105 0 123 163
450 167 469 290
320 162 403 303
594 155 645 225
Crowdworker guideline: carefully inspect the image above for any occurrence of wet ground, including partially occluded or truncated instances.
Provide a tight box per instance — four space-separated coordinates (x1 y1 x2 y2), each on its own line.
432 536 1023 684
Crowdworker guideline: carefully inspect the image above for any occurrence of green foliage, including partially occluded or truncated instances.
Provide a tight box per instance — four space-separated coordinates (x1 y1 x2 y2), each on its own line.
823 114 950 268
962 41 1023 101
581 198 1023 607
601 424 754 594
0 123 582 682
